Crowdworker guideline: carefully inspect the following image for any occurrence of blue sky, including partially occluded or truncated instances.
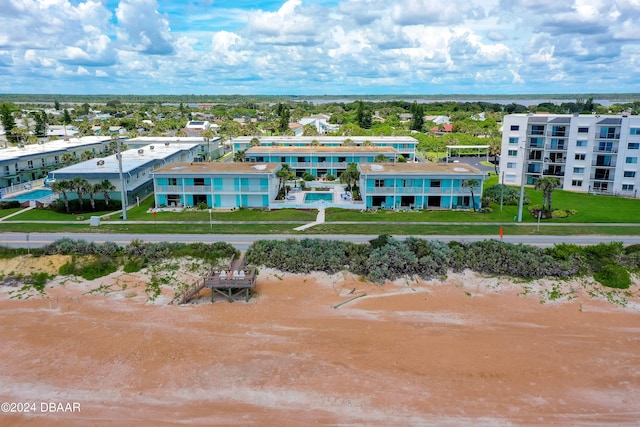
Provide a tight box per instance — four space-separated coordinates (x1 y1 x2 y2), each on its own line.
1 0 639 95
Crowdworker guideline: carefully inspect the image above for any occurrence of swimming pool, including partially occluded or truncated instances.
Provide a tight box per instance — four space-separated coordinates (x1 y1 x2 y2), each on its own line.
304 192 333 203
3 188 54 202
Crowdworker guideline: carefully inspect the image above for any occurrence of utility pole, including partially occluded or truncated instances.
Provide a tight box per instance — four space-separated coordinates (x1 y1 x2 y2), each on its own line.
117 136 127 220
516 145 526 222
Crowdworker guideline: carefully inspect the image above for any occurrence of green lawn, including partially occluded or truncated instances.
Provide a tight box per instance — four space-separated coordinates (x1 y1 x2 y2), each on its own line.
1 181 640 237
0 208 21 219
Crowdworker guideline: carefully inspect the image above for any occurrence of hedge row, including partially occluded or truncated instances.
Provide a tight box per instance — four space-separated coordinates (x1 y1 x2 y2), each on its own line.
247 236 638 288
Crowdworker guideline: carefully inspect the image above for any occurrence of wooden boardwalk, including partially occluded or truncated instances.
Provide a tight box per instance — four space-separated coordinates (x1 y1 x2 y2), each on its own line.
175 254 256 304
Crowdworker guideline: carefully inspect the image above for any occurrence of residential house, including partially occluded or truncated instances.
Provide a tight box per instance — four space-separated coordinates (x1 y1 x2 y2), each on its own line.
152 162 281 209
47 142 203 205
358 163 485 210
244 146 399 178
500 113 640 197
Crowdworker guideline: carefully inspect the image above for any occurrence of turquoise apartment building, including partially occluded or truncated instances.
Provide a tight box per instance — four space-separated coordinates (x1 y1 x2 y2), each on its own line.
233 136 418 161
358 163 486 210
245 146 398 178
152 162 281 209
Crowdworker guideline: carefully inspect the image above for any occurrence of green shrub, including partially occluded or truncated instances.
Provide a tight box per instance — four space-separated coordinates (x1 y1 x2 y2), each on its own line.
325 174 335 181
594 264 631 289
59 262 75 276
76 258 118 280
123 257 146 273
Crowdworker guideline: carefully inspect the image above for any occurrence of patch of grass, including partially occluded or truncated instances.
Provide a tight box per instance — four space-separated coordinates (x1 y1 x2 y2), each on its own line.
10 208 114 221
59 257 118 280
123 257 147 273
594 264 631 289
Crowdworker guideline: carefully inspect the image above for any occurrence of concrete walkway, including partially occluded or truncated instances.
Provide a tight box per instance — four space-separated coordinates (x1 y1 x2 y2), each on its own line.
0 206 35 222
293 207 325 231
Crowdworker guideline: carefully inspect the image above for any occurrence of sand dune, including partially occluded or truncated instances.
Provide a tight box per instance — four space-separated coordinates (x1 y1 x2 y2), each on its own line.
0 259 639 426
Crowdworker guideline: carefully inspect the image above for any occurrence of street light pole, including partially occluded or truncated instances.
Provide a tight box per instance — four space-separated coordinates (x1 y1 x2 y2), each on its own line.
516 145 527 222
117 136 127 221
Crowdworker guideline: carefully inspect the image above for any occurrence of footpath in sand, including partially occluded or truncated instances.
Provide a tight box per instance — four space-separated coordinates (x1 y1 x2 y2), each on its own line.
0 257 639 426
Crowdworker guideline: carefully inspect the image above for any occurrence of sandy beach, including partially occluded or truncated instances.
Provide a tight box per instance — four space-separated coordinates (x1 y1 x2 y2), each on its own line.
1 257 639 426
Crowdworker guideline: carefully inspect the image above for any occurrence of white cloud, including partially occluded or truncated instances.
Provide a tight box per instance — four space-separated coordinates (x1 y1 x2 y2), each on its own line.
0 0 639 94
116 0 175 54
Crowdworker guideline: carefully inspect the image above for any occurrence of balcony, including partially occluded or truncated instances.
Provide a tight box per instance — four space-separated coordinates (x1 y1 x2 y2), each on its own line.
547 131 567 137
598 133 620 140
591 160 616 167
545 144 566 150
157 185 268 193
543 170 565 176
593 147 617 154
590 175 614 182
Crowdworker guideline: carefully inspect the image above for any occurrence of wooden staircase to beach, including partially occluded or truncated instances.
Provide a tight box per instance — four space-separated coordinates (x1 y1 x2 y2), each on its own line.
172 253 256 304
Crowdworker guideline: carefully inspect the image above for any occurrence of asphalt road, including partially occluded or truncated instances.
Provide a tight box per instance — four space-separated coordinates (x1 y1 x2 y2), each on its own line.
3 232 640 251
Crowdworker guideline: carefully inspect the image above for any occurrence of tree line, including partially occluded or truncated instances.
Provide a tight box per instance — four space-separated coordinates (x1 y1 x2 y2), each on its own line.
51 178 116 213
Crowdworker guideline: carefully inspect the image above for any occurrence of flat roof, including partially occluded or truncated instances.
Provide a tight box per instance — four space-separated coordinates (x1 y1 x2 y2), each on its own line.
246 146 397 154
50 143 200 176
0 136 111 162
234 136 418 143
127 136 218 143
359 162 484 175
153 162 280 174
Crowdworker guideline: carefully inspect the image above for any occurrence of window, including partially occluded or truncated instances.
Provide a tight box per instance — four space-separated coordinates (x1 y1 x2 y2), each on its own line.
54 156 59 164
297 156 305 163
281 156 286 162
626 157 638 164
508 150 518 156
624 171 636 178
573 167 584 173
318 156 326 162
374 179 385 188
630 128 640 135
430 180 441 188
507 162 516 169
578 127 589 133
628 143 640 150
194 178 205 186
168 178 177 186
623 184 635 191
575 154 586 160
530 125 544 135
572 180 582 186
598 141 613 152
599 127 619 139
508 137 518 144
510 125 519 131
505 174 516 183
576 140 587 147
338 157 346 162
27 160 33 169
41 159 46 167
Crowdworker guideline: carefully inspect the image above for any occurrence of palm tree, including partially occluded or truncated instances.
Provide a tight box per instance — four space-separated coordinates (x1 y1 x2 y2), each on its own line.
71 177 90 212
462 179 480 212
52 180 71 213
100 179 115 207
61 153 75 165
276 164 292 199
339 163 360 192
202 128 214 160
374 154 387 163
342 138 354 147
233 149 247 163
249 137 261 147
535 176 561 212
88 183 103 210
80 150 95 161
